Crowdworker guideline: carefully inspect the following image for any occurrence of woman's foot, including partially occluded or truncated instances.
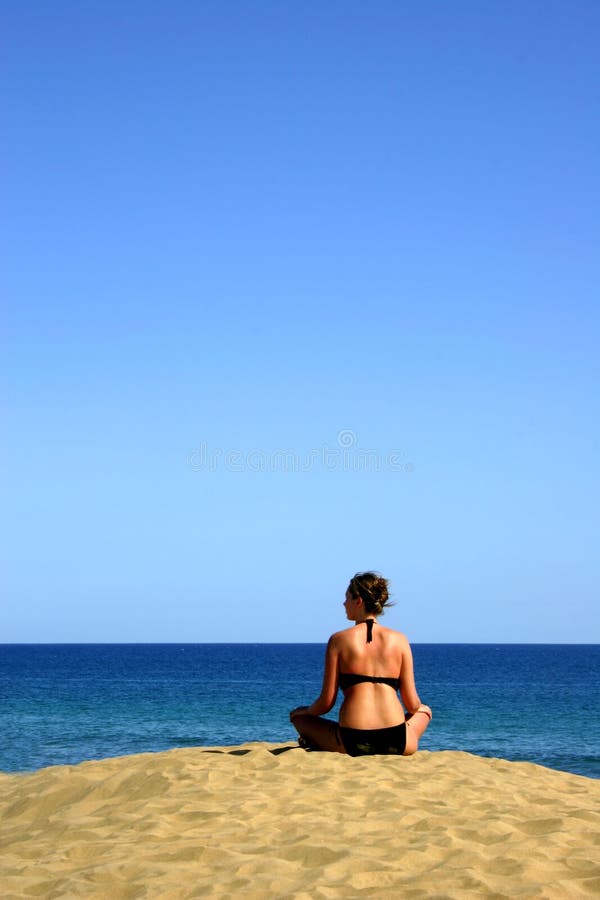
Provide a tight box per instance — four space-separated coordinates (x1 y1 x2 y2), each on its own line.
406 704 432 721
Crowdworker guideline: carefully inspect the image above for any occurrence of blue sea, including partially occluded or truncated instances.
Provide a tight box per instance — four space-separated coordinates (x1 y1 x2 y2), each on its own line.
1 644 598 778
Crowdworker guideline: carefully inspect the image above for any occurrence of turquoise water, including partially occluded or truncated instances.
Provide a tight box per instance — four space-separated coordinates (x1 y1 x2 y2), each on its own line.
1 644 598 777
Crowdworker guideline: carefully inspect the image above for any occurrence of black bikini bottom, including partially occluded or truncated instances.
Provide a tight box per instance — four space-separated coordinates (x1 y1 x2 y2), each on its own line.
339 722 407 757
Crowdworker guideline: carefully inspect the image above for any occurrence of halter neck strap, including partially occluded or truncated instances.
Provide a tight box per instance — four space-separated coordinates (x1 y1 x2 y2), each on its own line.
366 619 375 643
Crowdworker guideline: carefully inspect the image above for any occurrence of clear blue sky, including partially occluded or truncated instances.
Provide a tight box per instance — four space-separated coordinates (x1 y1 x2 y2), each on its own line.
3 1 599 642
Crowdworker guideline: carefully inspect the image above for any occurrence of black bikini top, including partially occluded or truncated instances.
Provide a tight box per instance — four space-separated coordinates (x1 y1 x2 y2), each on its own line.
339 619 400 691
339 672 400 691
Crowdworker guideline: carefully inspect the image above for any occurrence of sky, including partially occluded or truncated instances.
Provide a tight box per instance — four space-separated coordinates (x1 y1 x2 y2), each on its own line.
3 0 599 643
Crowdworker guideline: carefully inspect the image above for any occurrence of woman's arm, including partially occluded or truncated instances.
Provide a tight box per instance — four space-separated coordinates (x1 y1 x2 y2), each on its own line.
399 637 422 714
290 635 340 718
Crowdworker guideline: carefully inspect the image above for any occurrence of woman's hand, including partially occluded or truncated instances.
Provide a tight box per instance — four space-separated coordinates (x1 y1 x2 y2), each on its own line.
289 706 309 721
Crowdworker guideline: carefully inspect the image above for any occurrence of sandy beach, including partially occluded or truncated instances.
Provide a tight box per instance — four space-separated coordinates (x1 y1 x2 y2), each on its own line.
1 744 599 898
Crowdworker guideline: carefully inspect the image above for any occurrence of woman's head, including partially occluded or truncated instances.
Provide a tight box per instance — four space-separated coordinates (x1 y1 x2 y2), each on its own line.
347 572 390 616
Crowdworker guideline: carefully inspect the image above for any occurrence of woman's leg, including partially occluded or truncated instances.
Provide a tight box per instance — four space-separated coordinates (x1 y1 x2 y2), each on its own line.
403 704 432 756
291 714 346 753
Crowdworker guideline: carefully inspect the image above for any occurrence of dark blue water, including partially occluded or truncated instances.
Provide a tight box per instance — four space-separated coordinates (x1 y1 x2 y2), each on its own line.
1 644 598 778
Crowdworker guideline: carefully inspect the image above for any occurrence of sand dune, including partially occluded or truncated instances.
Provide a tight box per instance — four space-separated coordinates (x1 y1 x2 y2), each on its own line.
1 744 599 897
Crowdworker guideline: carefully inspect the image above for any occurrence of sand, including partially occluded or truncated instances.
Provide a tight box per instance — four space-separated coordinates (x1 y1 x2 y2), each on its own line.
1 744 599 898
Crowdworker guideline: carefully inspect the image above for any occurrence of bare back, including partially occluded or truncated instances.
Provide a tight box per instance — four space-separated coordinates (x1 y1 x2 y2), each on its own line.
334 621 420 729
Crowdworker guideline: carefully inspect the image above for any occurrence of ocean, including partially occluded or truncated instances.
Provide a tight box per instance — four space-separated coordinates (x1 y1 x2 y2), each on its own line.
1 644 598 778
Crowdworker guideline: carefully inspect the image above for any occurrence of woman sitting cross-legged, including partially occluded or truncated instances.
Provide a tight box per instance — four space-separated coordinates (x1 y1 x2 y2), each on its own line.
290 572 432 756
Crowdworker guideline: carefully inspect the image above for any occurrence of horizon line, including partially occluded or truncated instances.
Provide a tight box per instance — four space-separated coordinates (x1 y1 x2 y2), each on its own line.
2 641 598 647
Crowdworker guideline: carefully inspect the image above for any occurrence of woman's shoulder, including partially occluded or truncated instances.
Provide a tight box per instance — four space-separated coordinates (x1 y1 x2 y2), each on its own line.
377 624 410 644
328 623 410 646
328 625 355 644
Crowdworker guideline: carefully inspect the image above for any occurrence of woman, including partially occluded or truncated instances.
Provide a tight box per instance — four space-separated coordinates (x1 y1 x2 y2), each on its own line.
290 572 432 756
